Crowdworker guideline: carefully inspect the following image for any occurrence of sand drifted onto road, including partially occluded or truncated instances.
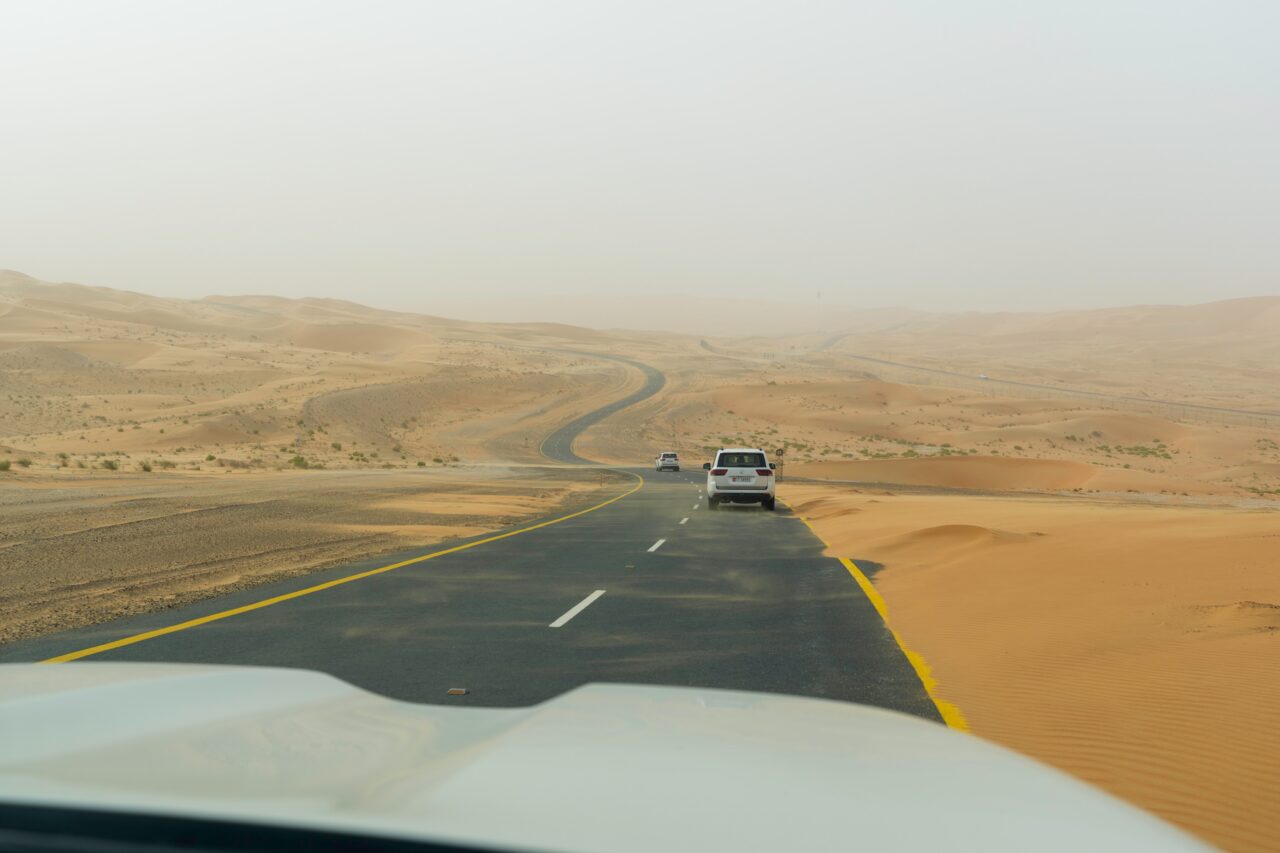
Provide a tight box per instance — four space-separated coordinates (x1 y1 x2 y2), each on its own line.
784 482 1280 852
0 466 625 645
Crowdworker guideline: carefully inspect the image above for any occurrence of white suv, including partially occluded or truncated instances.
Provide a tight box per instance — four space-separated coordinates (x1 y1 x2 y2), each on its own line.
655 451 680 472
703 447 776 510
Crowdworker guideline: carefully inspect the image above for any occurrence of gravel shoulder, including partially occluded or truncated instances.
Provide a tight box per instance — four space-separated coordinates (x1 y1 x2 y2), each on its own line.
0 466 627 644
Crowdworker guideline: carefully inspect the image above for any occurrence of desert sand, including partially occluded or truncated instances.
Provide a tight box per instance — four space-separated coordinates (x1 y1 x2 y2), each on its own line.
4 269 1280 849
0 268 672 642
782 483 1280 852
565 294 1280 851
0 466 626 644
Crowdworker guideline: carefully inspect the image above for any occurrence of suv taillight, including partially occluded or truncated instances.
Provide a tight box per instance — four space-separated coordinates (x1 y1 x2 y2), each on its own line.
710 468 727 476
756 469 772 476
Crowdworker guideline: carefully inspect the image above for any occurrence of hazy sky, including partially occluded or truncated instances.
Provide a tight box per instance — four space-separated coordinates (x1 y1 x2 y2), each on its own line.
3 1 1278 315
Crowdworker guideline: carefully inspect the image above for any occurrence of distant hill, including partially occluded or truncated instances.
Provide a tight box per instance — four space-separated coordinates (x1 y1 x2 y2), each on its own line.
422 293 930 337
3 269 1276 353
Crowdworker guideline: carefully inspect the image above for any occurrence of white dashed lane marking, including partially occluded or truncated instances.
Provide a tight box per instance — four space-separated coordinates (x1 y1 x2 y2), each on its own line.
550 590 606 628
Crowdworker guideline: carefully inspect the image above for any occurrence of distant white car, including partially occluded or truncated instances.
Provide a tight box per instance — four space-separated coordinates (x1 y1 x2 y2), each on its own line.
655 451 680 472
704 447 776 510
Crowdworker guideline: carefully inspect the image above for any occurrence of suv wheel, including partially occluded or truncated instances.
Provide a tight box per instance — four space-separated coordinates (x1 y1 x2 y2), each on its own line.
763 497 776 511
708 497 719 510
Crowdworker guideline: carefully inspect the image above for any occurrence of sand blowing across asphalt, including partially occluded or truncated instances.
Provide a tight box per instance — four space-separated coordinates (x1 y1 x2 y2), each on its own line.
0 466 628 645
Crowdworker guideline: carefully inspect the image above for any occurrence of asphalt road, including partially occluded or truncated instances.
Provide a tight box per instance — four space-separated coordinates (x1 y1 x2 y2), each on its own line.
2 356 942 721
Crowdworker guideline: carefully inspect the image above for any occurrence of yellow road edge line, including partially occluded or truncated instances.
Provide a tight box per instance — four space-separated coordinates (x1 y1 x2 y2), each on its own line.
836 557 970 731
43 473 646 664
781 498 970 731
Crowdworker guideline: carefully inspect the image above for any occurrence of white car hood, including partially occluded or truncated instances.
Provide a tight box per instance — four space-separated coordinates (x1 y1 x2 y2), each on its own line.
0 663 1206 851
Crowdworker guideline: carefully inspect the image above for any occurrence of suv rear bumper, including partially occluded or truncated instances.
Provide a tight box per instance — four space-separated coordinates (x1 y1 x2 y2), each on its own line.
711 491 773 504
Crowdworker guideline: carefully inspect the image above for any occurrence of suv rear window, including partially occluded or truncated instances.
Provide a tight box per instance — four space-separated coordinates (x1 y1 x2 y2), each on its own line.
716 452 765 468
661 453 678 458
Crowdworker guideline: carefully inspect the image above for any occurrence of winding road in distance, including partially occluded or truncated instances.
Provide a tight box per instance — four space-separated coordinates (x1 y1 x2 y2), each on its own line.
2 353 950 726
540 353 666 464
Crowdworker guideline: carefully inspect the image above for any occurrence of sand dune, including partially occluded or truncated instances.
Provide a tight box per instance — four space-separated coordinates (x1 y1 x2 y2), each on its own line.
0 344 104 370
825 297 1280 413
790 457 1096 491
5 270 1276 500
583 368 1278 499
788 456 1243 496
283 321 432 353
784 483 1280 851
0 271 680 471
870 523 1034 556
841 295 1280 348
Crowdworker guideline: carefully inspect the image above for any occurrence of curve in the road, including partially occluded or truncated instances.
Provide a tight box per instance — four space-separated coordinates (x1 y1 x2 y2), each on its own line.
540 354 666 464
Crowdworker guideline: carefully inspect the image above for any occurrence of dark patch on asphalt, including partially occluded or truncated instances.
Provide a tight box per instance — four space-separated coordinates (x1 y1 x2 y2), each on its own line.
852 559 888 579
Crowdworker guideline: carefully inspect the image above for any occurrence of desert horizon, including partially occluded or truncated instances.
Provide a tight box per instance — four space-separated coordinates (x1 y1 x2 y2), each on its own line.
2 263 1280 845
3 267 1279 848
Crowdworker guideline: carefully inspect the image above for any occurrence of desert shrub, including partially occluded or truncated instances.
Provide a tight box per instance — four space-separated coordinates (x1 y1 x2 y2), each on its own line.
138 461 152 472
16 458 32 468
0 460 10 472
206 454 216 461
331 442 342 451
289 455 309 469
416 460 426 467
101 459 118 471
